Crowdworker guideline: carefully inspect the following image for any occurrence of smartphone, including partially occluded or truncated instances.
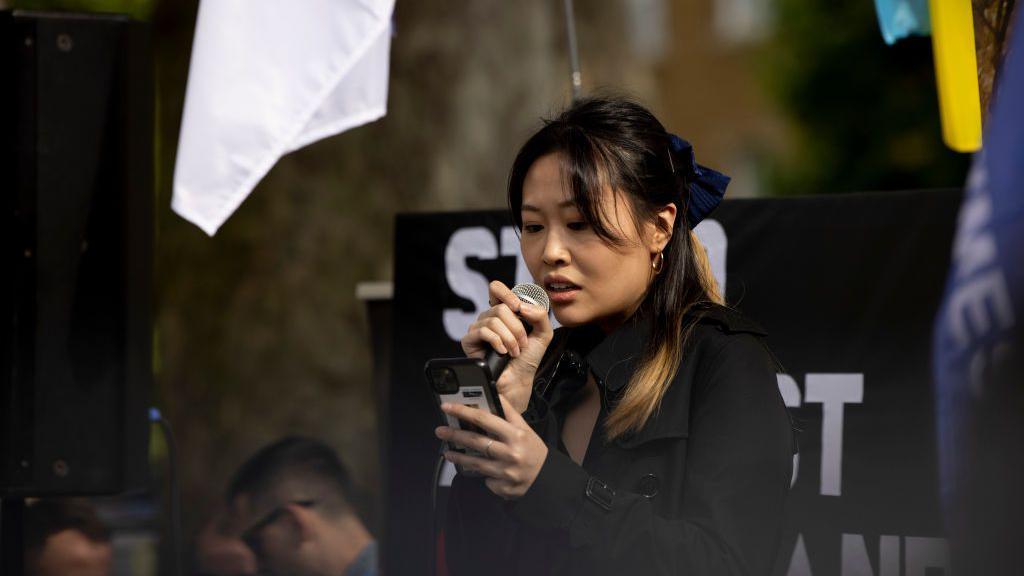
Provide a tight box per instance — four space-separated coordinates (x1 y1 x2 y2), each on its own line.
425 357 506 476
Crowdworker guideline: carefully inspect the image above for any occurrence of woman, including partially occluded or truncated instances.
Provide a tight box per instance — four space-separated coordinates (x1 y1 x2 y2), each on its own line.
435 97 795 575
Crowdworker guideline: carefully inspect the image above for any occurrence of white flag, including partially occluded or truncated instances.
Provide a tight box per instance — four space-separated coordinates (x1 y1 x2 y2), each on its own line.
172 0 395 236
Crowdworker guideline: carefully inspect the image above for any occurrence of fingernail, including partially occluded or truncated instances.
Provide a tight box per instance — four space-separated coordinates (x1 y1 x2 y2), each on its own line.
435 426 446 438
443 452 454 461
441 403 451 411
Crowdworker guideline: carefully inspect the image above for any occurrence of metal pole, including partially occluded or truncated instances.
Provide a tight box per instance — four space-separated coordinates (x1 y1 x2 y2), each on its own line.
563 0 582 100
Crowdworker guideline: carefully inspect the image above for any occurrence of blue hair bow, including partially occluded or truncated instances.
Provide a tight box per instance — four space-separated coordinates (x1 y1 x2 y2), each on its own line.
669 134 730 229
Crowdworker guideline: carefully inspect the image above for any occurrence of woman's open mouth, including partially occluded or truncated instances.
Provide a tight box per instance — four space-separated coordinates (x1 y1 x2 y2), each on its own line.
545 281 581 303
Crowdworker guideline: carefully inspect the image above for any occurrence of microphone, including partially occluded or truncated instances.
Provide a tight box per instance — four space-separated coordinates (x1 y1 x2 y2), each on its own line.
483 283 550 381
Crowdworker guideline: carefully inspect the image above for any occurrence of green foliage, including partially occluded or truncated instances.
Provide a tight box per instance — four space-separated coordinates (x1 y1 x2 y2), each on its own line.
761 0 970 195
10 0 154 20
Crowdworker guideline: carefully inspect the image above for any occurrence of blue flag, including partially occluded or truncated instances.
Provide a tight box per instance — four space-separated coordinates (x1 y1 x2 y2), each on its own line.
873 0 930 45
932 11 1024 574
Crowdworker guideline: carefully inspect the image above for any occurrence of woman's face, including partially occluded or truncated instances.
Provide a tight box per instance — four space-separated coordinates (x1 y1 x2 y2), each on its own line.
519 153 671 331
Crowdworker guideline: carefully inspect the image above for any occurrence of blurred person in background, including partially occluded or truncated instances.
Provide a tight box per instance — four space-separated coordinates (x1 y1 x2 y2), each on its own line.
196 507 258 576
227 436 376 576
24 498 112 576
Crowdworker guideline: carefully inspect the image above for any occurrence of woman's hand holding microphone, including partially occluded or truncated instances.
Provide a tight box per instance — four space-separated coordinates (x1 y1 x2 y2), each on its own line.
435 280 553 499
460 281 553 413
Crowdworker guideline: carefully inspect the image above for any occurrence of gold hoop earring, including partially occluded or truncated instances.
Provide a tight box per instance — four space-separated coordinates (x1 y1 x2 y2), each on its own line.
652 251 665 274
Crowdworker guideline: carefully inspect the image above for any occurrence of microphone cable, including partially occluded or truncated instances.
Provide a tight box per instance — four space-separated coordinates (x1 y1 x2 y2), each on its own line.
430 443 446 576
149 407 183 576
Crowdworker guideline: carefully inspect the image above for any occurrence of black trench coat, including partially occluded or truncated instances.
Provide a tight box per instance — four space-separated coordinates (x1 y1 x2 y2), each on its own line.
444 302 796 576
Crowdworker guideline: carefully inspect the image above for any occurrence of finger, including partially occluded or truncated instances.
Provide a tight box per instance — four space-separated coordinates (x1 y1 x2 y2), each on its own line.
484 316 521 357
442 402 517 442
437 427 510 460
488 280 522 313
517 301 553 339
460 333 487 358
475 326 508 355
492 304 529 350
436 425 484 452
464 316 509 356
445 450 504 478
498 394 527 427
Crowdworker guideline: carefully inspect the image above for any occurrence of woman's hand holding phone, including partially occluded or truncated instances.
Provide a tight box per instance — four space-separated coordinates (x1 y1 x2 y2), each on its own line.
435 395 548 499
460 280 553 414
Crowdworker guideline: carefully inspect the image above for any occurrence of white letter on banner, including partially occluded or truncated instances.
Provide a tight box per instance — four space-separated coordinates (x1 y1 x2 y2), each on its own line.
694 219 727 295
777 374 801 488
904 537 949 576
443 227 497 341
805 374 863 497
784 534 812 576
878 536 900 576
840 534 873 576
839 534 898 576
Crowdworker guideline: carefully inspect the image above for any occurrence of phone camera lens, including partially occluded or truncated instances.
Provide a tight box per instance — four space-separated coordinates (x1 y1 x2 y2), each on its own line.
431 367 458 394
442 368 458 392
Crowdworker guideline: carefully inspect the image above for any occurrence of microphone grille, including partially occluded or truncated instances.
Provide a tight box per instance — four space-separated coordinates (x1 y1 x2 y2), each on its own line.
512 283 550 312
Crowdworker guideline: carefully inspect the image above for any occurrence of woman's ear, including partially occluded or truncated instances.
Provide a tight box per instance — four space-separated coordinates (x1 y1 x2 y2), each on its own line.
648 203 677 252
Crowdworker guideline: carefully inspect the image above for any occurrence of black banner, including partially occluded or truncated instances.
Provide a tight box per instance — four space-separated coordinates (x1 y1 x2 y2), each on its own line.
386 190 961 576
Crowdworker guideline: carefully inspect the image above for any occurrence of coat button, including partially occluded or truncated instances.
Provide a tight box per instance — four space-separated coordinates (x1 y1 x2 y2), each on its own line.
639 474 659 498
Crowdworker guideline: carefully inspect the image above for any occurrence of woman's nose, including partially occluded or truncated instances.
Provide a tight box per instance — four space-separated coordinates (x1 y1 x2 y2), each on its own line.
542 231 570 266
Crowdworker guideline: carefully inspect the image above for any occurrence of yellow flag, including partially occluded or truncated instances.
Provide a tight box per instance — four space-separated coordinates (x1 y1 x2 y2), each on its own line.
929 0 982 152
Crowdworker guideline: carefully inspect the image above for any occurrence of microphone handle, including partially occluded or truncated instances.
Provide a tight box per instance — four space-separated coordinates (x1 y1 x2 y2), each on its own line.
484 349 510 382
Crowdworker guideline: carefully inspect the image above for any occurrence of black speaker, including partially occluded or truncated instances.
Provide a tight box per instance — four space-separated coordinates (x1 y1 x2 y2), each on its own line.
1 10 152 496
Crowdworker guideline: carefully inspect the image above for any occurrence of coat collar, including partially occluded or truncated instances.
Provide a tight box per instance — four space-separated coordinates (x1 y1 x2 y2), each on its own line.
582 316 647 394
575 302 768 392
546 302 769 448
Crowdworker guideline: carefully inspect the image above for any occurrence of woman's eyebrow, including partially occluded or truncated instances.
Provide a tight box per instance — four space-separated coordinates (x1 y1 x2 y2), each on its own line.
521 200 575 212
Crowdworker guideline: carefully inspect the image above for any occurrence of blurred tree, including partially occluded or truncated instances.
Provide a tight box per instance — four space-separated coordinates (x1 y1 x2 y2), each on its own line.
761 0 971 195
974 0 1017 113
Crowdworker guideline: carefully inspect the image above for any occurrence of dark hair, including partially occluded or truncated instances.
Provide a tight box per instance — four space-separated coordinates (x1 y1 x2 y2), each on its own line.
24 498 111 552
508 96 723 438
227 436 356 516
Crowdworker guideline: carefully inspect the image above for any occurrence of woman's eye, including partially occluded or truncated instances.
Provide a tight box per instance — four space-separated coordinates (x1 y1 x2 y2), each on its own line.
567 221 589 231
523 224 543 233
